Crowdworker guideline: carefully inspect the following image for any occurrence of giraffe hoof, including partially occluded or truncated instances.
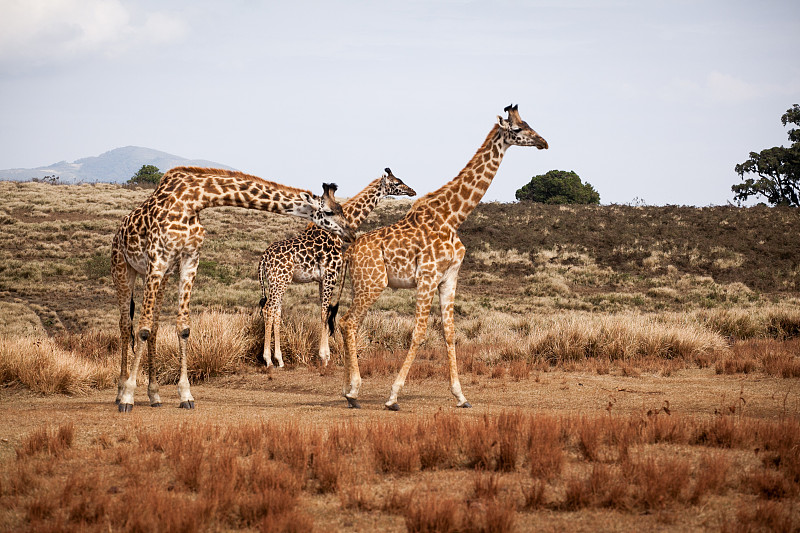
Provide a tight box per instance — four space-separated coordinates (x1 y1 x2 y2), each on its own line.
118 403 133 413
346 397 361 409
150 403 162 408
459 401 473 409
114 398 120 405
179 401 195 410
385 403 400 411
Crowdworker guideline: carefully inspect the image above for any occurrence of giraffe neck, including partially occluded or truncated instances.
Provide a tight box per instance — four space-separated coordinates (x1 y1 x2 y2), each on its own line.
414 125 507 230
163 167 317 218
342 178 384 227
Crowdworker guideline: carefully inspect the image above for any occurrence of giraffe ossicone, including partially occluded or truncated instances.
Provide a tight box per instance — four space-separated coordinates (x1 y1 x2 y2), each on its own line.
258 168 416 368
337 104 548 410
111 166 354 412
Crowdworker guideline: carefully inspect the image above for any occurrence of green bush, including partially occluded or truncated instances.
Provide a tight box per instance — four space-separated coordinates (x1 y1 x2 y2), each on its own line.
127 165 163 185
516 170 600 204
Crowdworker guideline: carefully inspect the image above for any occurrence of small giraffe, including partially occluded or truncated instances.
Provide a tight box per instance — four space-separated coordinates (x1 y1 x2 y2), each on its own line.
258 168 416 368
338 105 548 410
111 166 354 412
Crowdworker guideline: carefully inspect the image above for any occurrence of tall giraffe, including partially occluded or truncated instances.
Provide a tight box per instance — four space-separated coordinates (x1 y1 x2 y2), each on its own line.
338 105 548 410
258 168 416 368
111 166 354 412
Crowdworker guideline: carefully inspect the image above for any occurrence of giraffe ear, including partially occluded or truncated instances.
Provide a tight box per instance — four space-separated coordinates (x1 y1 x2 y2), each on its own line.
321 183 339 205
498 116 510 129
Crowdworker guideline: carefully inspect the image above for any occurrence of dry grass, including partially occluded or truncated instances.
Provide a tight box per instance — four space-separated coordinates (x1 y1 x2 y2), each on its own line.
2 411 799 531
6 309 800 396
155 311 251 383
15 423 74 459
694 305 800 340
0 336 115 394
715 338 800 377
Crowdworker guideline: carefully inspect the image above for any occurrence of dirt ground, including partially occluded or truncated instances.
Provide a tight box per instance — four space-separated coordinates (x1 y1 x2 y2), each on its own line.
2 366 795 454
2 366 798 532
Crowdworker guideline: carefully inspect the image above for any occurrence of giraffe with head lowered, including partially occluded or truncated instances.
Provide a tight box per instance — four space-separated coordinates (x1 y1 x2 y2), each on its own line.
111 166 354 412
258 168 416 368
337 105 548 410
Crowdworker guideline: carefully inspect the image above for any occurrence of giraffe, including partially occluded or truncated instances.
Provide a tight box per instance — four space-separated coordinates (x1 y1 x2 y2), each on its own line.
337 105 548 410
257 168 416 368
111 166 355 412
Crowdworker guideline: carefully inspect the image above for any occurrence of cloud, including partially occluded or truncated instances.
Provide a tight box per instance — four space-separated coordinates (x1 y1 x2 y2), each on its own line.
0 0 186 70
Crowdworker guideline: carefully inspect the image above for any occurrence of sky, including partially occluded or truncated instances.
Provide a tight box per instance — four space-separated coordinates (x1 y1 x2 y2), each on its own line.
1 0 798 205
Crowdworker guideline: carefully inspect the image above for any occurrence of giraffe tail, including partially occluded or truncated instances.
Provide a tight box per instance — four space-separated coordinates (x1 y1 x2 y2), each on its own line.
325 258 349 334
257 259 268 315
128 297 135 351
325 302 339 336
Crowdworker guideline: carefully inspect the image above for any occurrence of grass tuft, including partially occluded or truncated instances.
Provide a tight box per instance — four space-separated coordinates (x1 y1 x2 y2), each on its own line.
0 337 114 394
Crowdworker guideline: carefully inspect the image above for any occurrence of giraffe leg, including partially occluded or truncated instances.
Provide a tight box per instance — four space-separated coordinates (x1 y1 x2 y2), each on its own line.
318 307 331 366
318 271 336 366
119 267 165 412
263 268 290 368
113 251 137 405
147 282 167 407
119 331 147 412
385 279 437 410
258 257 273 367
263 306 275 368
176 255 199 409
439 269 470 408
273 306 284 368
340 286 384 408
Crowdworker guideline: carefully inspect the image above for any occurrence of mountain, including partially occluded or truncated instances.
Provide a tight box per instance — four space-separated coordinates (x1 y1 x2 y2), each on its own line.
0 146 236 183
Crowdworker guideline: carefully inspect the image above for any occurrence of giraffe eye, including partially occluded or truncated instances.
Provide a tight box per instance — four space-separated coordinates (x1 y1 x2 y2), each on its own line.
323 210 335 216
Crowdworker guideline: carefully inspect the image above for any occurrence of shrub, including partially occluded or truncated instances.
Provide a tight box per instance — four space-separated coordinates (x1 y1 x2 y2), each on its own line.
0 336 115 393
404 492 460 533
16 423 75 459
127 164 163 186
156 311 248 382
516 170 600 205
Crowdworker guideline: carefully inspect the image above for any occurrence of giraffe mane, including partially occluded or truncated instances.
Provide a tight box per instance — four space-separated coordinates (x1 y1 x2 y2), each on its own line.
167 166 315 196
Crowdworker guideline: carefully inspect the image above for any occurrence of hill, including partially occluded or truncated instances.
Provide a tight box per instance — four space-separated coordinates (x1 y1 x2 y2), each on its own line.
0 180 797 338
363 201 800 309
0 146 234 183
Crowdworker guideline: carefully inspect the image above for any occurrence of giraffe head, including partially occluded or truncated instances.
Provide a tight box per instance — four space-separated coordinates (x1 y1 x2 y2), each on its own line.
311 183 356 242
379 168 416 198
498 104 548 149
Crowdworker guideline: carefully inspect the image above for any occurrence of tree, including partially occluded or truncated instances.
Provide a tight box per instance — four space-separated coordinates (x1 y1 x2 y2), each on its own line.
515 170 600 205
127 165 163 185
732 104 800 207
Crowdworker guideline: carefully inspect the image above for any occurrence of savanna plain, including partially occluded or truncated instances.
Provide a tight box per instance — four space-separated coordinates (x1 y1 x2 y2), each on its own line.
1 180 800 532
